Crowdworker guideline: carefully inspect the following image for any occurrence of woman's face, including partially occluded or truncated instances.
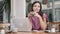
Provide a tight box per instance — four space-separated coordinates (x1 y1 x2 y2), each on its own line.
33 3 40 13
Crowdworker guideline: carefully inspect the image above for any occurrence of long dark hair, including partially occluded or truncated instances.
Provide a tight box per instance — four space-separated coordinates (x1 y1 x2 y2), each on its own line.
31 1 43 17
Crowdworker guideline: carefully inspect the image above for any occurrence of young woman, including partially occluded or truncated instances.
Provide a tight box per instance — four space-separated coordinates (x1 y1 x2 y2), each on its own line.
28 1 48 31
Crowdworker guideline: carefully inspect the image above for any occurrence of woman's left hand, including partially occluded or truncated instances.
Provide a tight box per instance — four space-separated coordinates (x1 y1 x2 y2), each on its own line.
34 12 42 18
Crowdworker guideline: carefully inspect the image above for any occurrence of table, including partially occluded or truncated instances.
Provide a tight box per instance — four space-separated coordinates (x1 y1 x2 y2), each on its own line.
48 22 60 32
7 32 60 34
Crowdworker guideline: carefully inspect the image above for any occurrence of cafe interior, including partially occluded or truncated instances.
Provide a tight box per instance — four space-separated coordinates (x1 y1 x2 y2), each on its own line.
0 0 60 34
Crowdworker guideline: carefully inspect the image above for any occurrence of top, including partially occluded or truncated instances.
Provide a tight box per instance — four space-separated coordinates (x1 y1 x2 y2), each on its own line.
29 13 48 30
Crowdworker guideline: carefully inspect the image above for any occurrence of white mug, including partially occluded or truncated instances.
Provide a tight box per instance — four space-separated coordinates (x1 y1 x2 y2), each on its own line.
51 28 55 32
0 30 5 34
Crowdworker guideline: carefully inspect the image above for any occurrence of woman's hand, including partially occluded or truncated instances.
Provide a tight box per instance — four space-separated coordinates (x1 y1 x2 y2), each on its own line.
34 12 42 18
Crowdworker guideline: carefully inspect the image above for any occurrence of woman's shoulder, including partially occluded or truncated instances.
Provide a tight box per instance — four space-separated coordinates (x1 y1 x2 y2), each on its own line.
42 12 47 18
43 13 47 15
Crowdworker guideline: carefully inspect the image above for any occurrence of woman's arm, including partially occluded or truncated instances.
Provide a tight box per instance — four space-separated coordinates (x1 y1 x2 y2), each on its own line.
43 17 46 23
39 16 47 30
42 13 48 23
35 13 47 31
42 13 48 29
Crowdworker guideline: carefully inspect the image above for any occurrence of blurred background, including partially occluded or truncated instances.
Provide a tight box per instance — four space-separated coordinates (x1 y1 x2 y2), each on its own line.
0 0 10 23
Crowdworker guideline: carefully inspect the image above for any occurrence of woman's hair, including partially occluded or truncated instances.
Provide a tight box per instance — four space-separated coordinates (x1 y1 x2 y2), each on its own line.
31 1 43 17
28 3 32 13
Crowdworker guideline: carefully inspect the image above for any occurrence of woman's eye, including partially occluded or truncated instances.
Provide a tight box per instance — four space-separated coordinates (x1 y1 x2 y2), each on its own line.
34 5 36 7
34 5 40 7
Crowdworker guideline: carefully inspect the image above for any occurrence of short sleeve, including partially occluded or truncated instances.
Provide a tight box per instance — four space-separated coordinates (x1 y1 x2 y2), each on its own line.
42 13 48 22
43 13 47 18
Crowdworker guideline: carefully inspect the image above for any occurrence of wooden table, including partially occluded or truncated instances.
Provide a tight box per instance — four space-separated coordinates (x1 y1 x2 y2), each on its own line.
48 22 60 32
49 22 60 24
7 32 60 34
